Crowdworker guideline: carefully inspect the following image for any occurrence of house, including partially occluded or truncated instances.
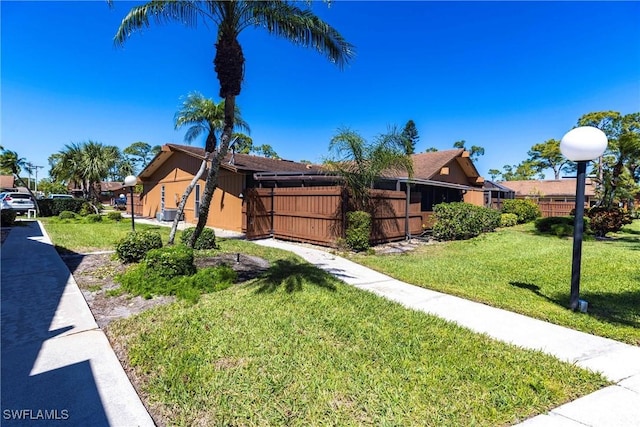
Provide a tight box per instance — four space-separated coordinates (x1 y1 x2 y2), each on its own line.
499 179 597 204
138 144 322 232
498 179 598 217
138 144 486 244
482 180 516 210
0 175 16 192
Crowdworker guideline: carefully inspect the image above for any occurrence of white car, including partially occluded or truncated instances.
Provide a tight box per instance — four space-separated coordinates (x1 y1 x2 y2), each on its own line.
0 192 36 214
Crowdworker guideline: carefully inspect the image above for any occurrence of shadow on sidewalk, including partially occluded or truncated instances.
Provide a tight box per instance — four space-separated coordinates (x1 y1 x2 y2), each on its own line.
1 221 109 426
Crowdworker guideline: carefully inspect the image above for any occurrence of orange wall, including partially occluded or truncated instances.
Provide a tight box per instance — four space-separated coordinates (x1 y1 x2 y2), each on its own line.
463 189 485 206
141 154 246 232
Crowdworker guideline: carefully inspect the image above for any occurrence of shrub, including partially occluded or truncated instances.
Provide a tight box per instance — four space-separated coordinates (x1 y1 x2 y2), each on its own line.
115 230 163 263
1 210 17 227
58 210 77 220
585 206 633 237
180 227 217 250
84 213 102 223
500 213 518 228
144 245 196 278
535 216 592 235
501 199 541 224
432 202 501 241
345 210 371 252
551 223 574 238
38 198 84 217
79 202 98 216
107 211 122 221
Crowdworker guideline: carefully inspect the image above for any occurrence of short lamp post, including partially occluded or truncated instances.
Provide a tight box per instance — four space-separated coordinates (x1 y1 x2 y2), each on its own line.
124 175 137 232
560 126 607 312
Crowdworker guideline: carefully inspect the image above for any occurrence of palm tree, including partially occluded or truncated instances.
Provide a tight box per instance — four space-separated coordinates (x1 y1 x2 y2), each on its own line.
49 141 118 201
114 0 354 244
0 150 27 176
325 126 414 212
168 93 249 245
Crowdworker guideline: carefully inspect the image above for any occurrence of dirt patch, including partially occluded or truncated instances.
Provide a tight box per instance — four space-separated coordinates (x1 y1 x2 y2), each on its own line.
61 251 270 328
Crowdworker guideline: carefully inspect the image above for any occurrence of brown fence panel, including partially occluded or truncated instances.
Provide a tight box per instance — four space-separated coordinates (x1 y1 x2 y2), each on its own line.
370 189 423 243
537 201 581 217
244 188 273 239
133 194 143 217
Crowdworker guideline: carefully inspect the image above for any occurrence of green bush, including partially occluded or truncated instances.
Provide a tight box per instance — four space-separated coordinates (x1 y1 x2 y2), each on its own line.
501 199 541 224
84 213 102 223
180 227 217 250
115 230 163 263
37 198 85 217
551 223 573 238
107 211 122 221
345 210 371 252
1 210 17 227
585 207 633 237
433 202 501 241
500 213 518 228
79 202 99 216
535 216 592 236
58 210 77 220
144 245 196 278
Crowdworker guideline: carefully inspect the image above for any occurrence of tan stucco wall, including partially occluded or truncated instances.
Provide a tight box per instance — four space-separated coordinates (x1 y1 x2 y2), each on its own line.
141 154 246 232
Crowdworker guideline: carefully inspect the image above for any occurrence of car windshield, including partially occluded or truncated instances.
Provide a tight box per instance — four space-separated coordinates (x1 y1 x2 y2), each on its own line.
9 194 32 199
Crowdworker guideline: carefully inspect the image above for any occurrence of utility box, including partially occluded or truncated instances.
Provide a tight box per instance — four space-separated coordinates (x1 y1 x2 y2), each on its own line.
162 209 178 221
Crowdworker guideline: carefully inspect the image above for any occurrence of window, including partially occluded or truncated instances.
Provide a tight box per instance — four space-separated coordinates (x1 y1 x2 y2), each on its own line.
195 184 201 218
161 185 165 212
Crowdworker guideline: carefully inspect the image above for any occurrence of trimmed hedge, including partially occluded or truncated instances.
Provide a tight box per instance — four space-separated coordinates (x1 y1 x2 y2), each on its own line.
501 199 541 224
115 230 163 263
345 210 371 252
37 198 85 217
433 202 501 241
144 245 196 278
500 213 518 228
180 227 217 250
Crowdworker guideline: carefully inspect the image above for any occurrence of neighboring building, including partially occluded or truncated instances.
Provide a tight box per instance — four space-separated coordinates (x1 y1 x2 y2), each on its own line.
499 179 597 205
499 179 599 218
0 175 16 192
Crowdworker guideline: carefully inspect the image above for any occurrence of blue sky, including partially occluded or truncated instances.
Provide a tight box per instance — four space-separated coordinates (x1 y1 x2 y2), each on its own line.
2 1 639 180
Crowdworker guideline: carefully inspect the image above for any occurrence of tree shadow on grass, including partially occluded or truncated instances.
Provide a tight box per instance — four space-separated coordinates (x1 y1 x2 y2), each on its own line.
252 259 337 294
510 281 640 329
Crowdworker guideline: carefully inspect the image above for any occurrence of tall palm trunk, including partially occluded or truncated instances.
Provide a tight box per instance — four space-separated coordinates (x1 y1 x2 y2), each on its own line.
189 96 237 247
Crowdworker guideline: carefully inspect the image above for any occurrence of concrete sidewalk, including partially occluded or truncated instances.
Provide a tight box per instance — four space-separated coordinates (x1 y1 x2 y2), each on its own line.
255 238 640 427
1 220 154 426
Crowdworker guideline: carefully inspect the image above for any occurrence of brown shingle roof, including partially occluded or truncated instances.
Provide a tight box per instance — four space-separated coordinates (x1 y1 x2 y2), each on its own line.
499 179 596 197
164 144 322 173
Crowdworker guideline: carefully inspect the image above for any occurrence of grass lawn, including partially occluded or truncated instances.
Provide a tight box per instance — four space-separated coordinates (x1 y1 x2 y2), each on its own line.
350 220 640 346
110 241 608 426
39 216 171 253
40 219 612 425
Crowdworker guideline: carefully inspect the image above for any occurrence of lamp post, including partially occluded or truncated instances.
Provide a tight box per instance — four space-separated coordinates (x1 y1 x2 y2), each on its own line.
124 175 137 232
560 126 607 312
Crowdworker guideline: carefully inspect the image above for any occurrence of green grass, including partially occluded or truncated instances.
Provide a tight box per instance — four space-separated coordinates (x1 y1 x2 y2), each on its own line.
350 220 640 345
109 244 608 426
39 216 171 253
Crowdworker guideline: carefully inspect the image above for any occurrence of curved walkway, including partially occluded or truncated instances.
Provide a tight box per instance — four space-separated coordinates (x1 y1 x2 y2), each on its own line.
255 238 640 427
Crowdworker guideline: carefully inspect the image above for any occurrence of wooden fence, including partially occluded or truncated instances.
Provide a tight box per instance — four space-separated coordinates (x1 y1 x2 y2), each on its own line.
243 186 424 247
537 201 582 217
